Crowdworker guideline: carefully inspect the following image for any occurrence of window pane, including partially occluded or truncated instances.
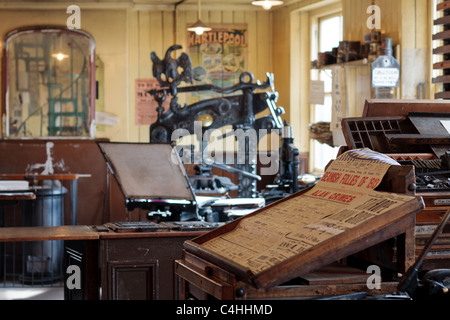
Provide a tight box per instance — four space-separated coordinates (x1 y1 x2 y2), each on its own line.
319 16 342 53
311 13 342 172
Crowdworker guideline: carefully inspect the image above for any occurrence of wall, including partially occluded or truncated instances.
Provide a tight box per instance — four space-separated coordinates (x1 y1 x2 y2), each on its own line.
0 0 438 166
342 0 432 100
0 4 276 143
271 0 435 156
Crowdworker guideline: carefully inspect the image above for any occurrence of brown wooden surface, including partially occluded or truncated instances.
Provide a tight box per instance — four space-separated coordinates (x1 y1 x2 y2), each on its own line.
242 281 399 299
0 224 206 242
0 139 109 225
99 230 205 239
0 225 100 241
175 258 234 300
297 263 370 285
175 251 401 300
101 234 200 300
434 61 450 70
386 134 450 145
0 173 86 181
362 99 450 118
435 91 450 99
433 74 450 83
0 192 35 200
435 15 450 26
183 187 422 289
433 29 450 41
437 0 450 11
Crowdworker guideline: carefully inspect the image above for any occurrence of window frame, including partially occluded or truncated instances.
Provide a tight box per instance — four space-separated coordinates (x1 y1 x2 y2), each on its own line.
309 9 343 174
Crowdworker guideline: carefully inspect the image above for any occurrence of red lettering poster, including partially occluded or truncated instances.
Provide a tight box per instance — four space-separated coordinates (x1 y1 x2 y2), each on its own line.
135 79 171 125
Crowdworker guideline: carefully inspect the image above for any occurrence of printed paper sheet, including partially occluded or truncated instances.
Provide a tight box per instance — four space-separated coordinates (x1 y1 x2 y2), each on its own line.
201 148 416 274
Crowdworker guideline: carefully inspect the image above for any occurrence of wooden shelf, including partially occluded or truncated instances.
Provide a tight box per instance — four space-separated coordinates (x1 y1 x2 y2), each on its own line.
433 44 450 54
433 75 450 84
313 58 369 70
433 29 450 41
434 15 450 25
437 0 450 11
435 91 450 99
434 1 450 99
433 60 450 69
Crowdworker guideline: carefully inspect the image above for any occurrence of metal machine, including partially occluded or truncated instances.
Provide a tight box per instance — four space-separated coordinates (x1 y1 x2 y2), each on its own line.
148 45 285 199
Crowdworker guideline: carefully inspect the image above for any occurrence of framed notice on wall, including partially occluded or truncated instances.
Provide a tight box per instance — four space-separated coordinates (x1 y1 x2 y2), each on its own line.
135 79 171 125
187 24 248 102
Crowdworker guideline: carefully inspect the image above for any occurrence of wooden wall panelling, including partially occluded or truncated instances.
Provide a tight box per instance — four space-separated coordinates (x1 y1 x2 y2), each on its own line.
0 139 109 226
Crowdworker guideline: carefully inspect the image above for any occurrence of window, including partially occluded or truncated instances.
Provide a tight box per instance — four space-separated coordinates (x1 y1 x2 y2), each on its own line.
310 12 343 173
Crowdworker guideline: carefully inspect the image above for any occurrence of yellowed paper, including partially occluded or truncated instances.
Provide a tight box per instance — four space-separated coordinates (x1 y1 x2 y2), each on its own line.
201 149 415 274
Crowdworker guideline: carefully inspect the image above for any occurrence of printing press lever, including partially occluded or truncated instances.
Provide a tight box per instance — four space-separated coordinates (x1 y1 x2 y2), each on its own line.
397 208 450 300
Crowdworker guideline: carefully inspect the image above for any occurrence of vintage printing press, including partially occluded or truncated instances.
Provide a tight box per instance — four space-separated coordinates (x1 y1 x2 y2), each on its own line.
148 45 285 199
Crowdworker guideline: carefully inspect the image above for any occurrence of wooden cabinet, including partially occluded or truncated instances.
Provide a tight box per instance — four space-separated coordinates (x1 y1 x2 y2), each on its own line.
100 232 202 300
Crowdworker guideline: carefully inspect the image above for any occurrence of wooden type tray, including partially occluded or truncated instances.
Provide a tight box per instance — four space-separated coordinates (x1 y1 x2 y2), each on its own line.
181 166 423 290
105 221 170 233
341 116 429 154
161 221 225 231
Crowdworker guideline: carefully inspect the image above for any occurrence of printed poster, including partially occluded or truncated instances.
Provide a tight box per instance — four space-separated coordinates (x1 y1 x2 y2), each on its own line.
187 24 248 103
135 79 170 125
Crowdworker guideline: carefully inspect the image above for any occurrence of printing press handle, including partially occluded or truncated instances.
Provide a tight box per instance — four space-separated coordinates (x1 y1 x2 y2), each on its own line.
397 208 450 299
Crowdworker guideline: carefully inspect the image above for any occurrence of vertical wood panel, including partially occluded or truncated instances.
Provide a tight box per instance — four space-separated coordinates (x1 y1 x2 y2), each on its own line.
245 11 258 75
149 11 164 58
222 11 234 24
121 7 272 143
175 9 187 49
138 11 152 79
128 9 139 142
208 10 222 23
0 6 274 145
234 10 245 24
163 11 174 52
256 11 272 81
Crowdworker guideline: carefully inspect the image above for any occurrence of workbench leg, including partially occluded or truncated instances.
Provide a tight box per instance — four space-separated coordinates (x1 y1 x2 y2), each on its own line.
175 274 187 300
64 240 99 300
396 216 416 274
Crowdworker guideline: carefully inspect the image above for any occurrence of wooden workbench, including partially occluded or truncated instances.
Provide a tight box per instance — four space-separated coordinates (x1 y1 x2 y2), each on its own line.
0 225 99 242
0 225 205 300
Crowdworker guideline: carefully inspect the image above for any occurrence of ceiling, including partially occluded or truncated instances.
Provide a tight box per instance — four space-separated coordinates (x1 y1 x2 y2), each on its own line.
0 0 300 11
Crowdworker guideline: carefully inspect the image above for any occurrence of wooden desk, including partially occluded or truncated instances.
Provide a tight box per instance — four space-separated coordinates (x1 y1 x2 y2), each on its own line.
0 226 98 242
0 225 204 300
0 192 35 201
0 174 90 225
